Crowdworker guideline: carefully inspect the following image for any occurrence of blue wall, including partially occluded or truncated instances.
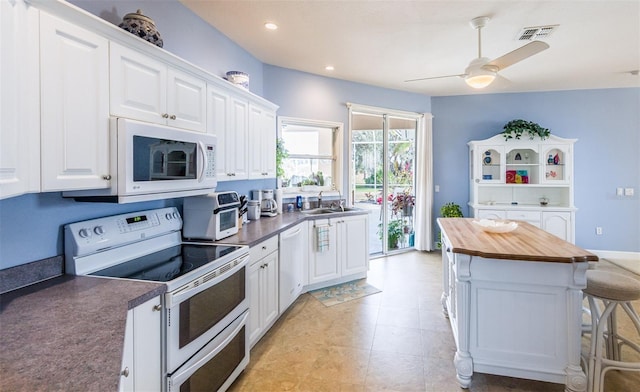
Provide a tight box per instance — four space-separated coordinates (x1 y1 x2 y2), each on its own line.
432 88 640 251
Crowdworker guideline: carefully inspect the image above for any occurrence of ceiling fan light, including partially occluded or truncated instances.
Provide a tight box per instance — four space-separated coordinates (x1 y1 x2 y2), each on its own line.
465 73 496 88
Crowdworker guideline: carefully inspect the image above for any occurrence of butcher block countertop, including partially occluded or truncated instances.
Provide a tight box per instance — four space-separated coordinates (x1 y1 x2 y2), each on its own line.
0 275 165 392
438 218 598 263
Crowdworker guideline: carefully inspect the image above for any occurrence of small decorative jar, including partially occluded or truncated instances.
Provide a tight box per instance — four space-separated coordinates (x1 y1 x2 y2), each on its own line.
119 9 163 48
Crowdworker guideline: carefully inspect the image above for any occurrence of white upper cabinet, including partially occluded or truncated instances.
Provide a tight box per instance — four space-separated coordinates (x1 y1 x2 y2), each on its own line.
110 43 206 133
40 11 110 192
248 104 277 179
0 0 40 199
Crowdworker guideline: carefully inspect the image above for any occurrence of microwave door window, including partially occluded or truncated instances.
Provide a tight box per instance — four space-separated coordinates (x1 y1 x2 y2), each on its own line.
133 136 197 181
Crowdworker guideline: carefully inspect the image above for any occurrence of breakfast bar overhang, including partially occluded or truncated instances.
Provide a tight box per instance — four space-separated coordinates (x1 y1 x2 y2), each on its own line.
437 218 599 392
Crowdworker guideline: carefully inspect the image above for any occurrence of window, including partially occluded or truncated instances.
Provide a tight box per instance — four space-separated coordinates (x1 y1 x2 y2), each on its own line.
278 117 342 193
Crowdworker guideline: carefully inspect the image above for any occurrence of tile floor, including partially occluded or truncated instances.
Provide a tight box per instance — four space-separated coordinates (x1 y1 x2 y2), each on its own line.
229 251 640 391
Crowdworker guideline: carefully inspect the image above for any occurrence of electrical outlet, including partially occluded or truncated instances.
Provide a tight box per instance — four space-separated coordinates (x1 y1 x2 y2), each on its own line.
625 188 634 196
435 185 440 192
596 227 603 235
616 187 624 196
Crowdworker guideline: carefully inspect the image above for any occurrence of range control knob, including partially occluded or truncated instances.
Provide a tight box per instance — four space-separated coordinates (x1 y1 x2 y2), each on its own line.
93 226 105 235
78 228 92 238
165 213 173 220
172 212 179 219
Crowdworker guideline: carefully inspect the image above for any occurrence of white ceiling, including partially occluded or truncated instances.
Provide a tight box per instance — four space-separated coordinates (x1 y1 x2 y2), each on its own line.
179 0 640 96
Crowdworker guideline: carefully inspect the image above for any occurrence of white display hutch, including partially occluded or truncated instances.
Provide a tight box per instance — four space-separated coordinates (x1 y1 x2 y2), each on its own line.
468 134 576 243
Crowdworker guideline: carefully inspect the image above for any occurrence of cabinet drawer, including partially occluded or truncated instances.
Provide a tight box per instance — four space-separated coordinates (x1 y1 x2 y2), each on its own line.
506 210 540 222
250 236 279 265
477 210 506 220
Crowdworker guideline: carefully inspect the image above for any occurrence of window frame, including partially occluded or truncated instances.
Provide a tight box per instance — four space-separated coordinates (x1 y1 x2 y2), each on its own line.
277 116 343 195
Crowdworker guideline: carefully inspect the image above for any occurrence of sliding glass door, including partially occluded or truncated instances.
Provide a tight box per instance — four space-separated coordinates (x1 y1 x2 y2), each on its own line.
350 111 416 256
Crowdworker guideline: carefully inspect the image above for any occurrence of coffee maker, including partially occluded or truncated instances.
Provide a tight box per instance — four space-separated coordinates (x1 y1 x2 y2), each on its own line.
260 189 278 217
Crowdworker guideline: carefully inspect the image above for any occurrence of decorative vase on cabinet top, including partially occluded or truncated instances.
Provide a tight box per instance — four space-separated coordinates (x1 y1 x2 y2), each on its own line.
119 9 163 48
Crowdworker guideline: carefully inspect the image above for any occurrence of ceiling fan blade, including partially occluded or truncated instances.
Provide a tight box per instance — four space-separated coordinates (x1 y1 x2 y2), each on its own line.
485 41 549 71
404 73 465 82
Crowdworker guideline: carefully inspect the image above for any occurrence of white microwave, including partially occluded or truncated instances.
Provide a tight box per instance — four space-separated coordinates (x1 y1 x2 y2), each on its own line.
65 118 216 203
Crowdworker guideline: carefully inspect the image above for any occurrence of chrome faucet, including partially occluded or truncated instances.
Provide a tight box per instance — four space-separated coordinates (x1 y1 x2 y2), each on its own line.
317 191 323 208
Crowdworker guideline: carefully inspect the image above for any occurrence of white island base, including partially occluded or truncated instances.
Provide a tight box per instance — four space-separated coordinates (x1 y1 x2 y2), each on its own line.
438 218 597 392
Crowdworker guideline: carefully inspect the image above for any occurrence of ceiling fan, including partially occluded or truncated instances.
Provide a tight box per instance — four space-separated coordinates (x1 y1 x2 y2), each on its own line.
406 16 550 89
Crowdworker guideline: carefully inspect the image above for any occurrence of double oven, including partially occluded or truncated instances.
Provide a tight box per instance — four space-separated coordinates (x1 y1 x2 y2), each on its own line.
65 207 249 391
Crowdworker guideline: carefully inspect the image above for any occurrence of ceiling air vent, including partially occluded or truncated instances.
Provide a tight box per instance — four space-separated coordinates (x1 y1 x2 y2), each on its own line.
516 25 558 41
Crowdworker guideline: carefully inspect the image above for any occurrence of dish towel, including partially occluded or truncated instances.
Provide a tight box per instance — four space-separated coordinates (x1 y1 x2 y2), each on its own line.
316 225 330 253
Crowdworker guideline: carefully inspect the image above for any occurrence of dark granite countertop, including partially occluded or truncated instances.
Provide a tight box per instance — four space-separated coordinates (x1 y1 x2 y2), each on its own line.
0 275 165 392
212 209 369 247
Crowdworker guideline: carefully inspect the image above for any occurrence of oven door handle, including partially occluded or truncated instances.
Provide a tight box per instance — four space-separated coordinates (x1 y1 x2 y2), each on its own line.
168 310 248 388
166 253 249 308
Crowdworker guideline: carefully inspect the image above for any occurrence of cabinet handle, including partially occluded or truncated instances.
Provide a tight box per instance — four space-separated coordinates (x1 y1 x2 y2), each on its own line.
121 367 130 377
153 304 162 311
162 113 169 118
169 114 177 120
102 174 112 180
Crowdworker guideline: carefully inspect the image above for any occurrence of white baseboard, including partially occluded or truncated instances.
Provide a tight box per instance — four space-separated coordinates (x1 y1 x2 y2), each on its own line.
587 250 640 261
588 249 640 275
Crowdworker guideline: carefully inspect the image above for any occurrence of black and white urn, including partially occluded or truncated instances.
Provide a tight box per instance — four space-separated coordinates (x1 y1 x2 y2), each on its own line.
119 9 163 48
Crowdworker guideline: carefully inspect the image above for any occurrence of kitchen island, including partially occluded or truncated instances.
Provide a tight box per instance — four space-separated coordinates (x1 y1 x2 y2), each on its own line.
438 218 598 392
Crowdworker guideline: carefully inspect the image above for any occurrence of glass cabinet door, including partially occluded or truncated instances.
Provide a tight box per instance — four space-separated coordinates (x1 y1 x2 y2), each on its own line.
541 145 570 184
478 146 504 183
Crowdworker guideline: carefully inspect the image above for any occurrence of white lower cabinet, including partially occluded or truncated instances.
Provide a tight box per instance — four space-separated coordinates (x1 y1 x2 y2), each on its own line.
248 236 279 347
474 207 574 242
279 222 308 311
307 214 369 288
337 215 369 276
542 211 573 243
308 219 340 285
119 297 162 392
0 0 40 200
39 11 110 192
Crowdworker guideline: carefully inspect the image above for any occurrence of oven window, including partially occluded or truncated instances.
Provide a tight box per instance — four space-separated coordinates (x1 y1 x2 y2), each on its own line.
133 136 196 181
219 209 237 232
179 326 245 392
179 266 245 348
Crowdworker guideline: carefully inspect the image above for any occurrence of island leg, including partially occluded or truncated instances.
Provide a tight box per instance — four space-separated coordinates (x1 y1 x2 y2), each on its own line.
565 263 588 392
454 351 473 388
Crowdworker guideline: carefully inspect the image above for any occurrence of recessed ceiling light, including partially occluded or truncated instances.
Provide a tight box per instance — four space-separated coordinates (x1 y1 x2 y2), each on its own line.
325 65 334 71
264 22 278 30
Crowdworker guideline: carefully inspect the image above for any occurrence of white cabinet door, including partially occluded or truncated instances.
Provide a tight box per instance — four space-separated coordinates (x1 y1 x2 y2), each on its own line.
337 215 369 276
167 68 206 132
248 259 262 346
120 296 162 392
248 248 279 347
308 219 340 284
0 0 40 199
262 251 280 329
110 43 206 132
40 12 110 191
226 97 249 180
279 222 307 311
542 211 572 242
248 104 276 179
110 42 166 125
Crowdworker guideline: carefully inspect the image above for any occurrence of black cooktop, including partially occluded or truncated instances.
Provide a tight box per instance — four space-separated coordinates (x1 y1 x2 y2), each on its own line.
90 243 243 283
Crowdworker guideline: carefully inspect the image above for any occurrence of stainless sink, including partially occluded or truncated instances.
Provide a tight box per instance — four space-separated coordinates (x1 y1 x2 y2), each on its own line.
301 207 360 215
301 208 335 215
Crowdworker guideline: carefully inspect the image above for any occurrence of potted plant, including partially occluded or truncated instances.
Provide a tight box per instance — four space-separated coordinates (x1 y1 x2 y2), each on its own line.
437 202 463 248
378 219 405 249
502 119 550 141
389 189 416 217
